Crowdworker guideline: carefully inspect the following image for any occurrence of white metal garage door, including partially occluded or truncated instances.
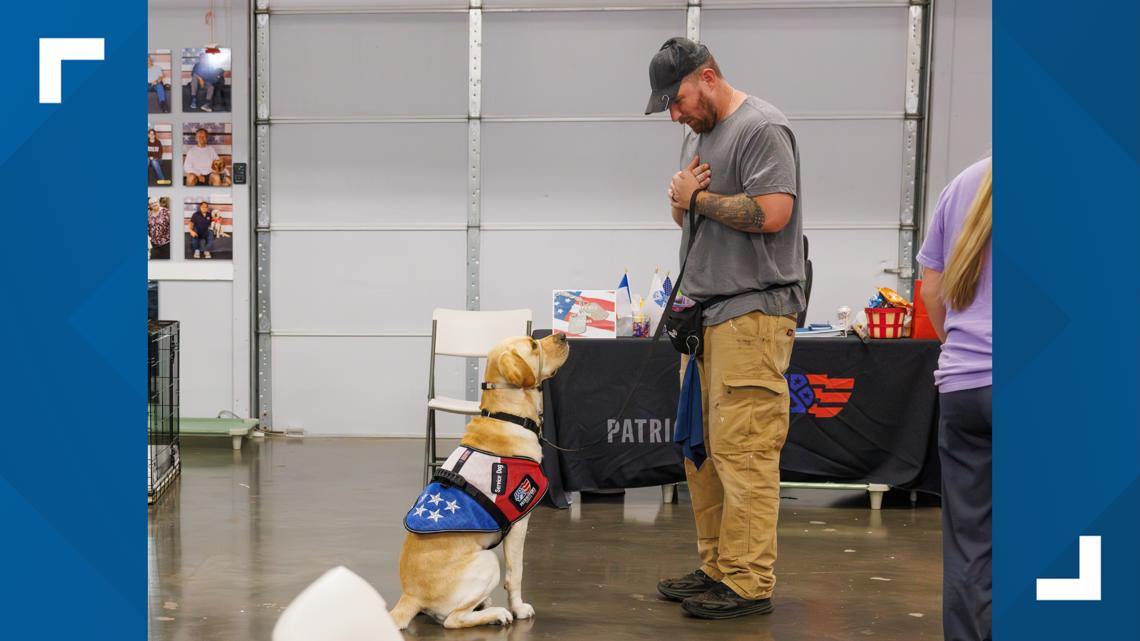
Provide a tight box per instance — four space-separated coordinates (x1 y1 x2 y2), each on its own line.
254 0 931 436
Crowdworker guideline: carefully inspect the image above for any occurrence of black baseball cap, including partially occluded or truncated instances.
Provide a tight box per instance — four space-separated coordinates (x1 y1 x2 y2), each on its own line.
644 37 711 115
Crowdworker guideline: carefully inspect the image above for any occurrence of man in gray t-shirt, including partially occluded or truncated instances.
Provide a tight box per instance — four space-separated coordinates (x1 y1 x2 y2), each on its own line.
646 37 804 620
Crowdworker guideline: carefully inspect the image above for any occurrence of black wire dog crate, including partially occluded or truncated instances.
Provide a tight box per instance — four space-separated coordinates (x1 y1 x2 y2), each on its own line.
148 320 180 503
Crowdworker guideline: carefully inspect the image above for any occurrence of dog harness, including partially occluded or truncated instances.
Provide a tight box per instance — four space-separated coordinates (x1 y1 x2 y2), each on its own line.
404 445 547 546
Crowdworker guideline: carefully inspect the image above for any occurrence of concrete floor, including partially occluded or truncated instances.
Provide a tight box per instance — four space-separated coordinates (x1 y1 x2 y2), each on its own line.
148 437 944 641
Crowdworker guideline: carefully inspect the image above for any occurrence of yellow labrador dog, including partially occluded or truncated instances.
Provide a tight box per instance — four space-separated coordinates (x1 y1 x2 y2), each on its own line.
390 332 570 630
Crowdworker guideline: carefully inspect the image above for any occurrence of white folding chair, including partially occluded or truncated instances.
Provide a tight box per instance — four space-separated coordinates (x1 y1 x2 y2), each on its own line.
424 308 532 485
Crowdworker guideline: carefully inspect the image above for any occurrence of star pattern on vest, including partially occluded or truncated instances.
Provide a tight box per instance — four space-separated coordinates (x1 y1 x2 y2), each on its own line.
405 448 547 536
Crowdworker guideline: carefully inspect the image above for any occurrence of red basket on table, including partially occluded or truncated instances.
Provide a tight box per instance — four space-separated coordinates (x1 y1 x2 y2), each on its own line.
864 307 907 339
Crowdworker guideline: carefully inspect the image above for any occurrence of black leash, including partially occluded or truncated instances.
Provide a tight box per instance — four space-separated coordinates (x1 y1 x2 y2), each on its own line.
547 193 705 455
481 409 596 454
539 434 584 453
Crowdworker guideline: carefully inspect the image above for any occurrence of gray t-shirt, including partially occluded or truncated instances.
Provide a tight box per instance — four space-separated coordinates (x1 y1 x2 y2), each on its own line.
678 95 806 325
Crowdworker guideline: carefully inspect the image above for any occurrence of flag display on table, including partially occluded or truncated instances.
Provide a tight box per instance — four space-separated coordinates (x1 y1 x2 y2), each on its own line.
553 289 617 338
616 272 632 320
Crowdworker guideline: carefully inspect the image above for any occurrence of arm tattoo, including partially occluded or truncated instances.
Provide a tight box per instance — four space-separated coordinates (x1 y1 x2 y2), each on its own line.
695 192 766 232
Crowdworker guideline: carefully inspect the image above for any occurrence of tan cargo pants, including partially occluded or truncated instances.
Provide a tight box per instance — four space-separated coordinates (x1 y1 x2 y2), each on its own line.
679 310 796 600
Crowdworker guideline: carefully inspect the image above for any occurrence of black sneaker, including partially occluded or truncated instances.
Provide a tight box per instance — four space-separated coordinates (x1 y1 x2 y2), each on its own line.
681 582 774 619
657 568 718 601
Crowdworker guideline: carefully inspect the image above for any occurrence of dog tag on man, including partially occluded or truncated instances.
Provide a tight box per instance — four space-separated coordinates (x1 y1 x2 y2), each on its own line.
232 162 247 184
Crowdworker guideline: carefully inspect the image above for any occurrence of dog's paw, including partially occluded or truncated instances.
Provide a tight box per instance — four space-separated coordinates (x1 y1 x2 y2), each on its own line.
487 606 513 626
512 602 535 620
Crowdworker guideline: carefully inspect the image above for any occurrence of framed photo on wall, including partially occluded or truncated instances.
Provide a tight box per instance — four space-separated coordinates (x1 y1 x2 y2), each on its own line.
183 195 233 260
181 122 232 187
181 47 231 113
147 50 172 114
148 196 171 260
148 123 173 186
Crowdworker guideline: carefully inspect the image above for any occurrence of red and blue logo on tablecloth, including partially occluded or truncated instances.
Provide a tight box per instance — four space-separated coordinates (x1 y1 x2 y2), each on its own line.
787 374 854 418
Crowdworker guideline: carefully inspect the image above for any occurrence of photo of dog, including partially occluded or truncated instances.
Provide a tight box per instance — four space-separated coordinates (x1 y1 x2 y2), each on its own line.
183 195 234 260
390 333 570 630
208 158 233 186
182 122 232 188
209 210 230 239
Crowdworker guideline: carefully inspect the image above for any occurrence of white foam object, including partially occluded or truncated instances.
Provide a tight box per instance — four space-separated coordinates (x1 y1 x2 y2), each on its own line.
273 566 404 641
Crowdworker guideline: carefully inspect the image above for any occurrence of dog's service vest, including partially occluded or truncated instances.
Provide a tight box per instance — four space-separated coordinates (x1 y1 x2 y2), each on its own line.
404 446 547 543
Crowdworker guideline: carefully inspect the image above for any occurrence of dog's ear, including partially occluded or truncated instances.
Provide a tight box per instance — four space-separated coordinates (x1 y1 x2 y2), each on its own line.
497 349 536 389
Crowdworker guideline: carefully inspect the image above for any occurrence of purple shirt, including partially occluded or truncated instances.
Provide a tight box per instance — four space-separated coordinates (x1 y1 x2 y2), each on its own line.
917 157 992 393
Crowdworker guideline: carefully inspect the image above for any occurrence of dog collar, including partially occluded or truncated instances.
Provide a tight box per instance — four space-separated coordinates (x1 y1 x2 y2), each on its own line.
480 339 546 392
480 382 543 392
480 410 541 436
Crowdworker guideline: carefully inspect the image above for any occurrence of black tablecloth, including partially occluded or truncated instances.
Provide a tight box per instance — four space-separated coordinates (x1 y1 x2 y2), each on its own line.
536 331 942 506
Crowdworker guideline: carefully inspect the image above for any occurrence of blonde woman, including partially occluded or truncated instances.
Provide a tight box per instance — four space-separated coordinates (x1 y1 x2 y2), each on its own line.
917 157 992 641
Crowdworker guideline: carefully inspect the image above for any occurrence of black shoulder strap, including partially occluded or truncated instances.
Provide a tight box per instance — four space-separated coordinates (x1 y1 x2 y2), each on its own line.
652 194 703 342
433 468 513 533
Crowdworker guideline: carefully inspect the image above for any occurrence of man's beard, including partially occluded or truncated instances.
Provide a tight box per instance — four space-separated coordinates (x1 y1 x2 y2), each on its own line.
682 93 717 133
